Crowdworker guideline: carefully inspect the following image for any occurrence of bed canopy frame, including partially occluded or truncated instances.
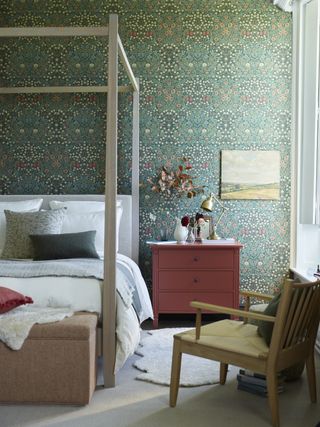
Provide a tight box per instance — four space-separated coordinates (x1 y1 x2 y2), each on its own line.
0 14 140 388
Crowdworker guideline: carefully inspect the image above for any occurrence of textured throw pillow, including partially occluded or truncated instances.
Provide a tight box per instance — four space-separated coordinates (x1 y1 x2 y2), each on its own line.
0 199 43 256
0 286 33 314
257 292 281 346
30 230 100 260
1 209 66 259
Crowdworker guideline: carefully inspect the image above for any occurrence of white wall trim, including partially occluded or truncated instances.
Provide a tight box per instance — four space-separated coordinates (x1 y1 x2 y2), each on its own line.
291 0 320 271
290 0 304 267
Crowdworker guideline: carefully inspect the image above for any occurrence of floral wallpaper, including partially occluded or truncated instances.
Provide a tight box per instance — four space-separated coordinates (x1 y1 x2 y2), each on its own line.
0 0 292 294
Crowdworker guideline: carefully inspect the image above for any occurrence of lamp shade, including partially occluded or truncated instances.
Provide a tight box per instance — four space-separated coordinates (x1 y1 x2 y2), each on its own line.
201 194 214 212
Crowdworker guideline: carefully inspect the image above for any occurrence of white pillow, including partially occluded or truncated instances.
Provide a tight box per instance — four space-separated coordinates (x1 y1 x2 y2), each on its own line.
0 199 43 212
0 199 43 255
50 199 123 254
59 206 123 254
49 199 121 212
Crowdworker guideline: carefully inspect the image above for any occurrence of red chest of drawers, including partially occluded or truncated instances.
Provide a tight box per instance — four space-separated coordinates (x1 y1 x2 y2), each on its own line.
150 241 242 328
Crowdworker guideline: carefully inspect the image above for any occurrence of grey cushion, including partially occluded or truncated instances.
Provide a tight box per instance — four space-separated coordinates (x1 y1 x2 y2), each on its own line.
30 231 99 260
256 291 305 380
257 292 281 346
1 209 66 259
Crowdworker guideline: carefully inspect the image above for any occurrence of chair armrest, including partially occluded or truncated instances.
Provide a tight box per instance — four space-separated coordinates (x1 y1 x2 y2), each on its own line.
240 290 274 301
190 301 275 323
240 290 273 323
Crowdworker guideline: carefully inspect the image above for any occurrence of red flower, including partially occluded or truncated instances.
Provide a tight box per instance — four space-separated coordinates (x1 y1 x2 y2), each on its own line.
181 216 189 227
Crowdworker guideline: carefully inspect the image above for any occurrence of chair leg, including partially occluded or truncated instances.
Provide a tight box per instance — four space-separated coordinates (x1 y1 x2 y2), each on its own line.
170 338 182 407
306 353 317 403
266 371 280 427
220 362 228 385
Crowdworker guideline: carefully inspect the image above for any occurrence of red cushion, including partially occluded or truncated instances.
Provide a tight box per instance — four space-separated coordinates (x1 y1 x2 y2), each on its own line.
0 286 33 314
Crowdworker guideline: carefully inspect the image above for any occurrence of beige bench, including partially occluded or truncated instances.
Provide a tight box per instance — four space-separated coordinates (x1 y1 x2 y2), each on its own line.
0 312 97 405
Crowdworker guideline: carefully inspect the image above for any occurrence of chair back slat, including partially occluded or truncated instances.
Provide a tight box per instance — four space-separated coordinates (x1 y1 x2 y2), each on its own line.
305 287 320 337
280 281 320 351
282 289 300 347
284 287 309 347
268 280 320 366
295 284 320 344
294 288 314 342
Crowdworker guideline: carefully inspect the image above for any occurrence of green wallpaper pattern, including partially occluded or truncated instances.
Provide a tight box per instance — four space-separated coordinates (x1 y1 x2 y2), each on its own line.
0 0 292 293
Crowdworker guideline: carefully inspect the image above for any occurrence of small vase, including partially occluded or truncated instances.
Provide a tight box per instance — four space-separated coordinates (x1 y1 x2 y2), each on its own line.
173 218 188 243
160 227 169 241
186 227 195 243
194 225 203 243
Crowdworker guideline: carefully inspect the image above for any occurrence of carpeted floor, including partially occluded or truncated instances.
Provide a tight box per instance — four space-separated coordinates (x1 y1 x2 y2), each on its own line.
0 329 319 427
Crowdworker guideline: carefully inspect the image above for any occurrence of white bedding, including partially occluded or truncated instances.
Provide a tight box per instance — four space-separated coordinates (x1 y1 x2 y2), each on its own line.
0 254 153 372
0 276 102 312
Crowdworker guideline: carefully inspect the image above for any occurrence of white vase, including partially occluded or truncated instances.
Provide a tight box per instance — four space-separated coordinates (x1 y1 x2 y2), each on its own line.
173 218 188 243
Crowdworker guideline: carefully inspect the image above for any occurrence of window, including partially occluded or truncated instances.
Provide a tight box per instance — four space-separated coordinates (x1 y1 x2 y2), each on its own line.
292 0 320 275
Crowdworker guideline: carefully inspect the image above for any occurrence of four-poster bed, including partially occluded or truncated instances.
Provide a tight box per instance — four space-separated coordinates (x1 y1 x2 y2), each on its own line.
0 14 140 388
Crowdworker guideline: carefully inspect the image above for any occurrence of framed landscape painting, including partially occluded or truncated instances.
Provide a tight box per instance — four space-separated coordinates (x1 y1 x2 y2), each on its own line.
221 150 280 200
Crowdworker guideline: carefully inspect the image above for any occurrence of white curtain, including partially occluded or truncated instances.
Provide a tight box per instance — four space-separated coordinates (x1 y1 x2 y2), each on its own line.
272 0 293 12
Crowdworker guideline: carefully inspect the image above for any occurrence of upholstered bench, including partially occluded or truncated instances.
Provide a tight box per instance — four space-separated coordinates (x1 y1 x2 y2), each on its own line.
0 312 97 405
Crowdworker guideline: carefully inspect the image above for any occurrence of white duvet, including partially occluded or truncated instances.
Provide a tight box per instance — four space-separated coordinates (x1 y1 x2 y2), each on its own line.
0 254 153 372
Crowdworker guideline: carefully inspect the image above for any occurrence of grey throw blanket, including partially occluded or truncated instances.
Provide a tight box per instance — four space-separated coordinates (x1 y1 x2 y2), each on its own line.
0 258 142 320
0 258 104 279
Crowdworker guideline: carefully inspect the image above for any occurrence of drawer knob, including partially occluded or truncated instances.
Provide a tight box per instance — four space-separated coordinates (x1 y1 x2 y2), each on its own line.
193 278 199 284
193 257 199 262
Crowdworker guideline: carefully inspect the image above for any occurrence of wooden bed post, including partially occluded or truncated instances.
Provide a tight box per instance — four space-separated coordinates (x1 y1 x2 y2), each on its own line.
132 79 140 264
0 16 140 389
103 13 118 388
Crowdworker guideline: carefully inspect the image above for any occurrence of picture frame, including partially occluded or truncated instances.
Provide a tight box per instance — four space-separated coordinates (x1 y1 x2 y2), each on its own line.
221 150 280 200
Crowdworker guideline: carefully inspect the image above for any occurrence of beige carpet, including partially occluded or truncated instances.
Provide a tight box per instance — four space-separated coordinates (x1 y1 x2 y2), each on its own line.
0 347 319 427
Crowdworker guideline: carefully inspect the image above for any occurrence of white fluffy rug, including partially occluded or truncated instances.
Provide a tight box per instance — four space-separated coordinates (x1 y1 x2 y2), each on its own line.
133 328 220 387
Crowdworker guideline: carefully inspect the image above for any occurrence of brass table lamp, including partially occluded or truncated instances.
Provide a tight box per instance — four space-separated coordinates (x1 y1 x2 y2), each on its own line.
201 193 228 240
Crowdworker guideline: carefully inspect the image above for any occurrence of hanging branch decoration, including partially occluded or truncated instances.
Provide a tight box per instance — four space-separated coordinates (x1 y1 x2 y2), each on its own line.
148 157 205 198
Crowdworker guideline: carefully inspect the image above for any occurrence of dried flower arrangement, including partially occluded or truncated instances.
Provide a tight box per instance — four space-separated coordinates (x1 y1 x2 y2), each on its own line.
148 157 205 198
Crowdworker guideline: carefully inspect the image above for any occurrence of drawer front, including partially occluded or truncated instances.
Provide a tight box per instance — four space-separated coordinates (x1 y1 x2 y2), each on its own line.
158 270 234 292
158 292 235 312
158 249 234 270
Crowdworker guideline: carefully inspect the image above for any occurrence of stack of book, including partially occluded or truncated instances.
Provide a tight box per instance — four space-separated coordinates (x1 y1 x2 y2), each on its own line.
237 369 285 397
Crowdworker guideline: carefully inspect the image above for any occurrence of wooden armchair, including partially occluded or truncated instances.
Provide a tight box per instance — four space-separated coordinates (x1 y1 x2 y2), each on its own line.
169 279 320 427
240 289 274 320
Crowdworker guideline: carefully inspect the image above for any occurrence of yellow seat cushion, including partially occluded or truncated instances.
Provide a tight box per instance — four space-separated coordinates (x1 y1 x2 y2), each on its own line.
176 319 269 359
